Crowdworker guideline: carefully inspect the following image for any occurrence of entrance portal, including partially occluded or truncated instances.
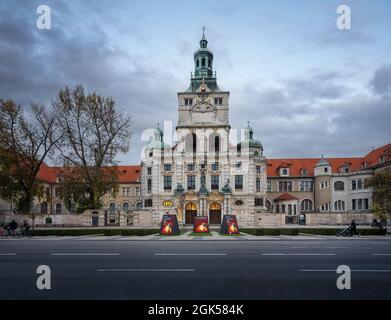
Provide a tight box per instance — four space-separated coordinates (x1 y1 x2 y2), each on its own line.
185 202 197 224
209 202 222 224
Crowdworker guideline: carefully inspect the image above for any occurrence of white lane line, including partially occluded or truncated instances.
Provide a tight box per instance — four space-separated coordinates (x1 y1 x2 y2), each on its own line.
372 254 391 256
154 253 227 256
51 253 120 256
95 268 195 272
0 253 17 256
293 248 348 250
262 253 336 256
300 269 391 273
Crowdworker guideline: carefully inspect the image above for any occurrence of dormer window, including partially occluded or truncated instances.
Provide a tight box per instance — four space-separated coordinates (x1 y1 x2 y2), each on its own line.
300 169 308 176
380 156 384 164
280 168 289 176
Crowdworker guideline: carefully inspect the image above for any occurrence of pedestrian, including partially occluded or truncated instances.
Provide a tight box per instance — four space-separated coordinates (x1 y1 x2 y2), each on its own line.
22 220 31 236
5 220 18 236
350 220 359 236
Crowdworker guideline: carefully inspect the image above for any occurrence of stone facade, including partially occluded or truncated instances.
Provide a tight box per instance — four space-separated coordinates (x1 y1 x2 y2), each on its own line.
1 32 390 229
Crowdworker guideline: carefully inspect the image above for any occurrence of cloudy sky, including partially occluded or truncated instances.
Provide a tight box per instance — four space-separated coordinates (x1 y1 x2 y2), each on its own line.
1 0 390 164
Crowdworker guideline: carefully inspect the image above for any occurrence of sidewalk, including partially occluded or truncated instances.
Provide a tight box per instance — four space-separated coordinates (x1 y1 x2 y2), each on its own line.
2 232 390 241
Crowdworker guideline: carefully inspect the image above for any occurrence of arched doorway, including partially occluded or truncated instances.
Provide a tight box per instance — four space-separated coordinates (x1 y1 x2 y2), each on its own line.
209 202 222 225
185 202 197 224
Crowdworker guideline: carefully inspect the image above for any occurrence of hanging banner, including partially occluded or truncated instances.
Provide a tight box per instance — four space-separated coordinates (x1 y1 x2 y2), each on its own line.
193 216 210 233
160 214 180 235
220 215 240 235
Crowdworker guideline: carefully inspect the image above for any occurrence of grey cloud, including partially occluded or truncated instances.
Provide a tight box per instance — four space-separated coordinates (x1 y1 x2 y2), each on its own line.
370 65 391 96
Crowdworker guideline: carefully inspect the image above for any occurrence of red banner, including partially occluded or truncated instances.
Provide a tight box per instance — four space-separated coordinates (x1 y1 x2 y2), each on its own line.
193 216 209 233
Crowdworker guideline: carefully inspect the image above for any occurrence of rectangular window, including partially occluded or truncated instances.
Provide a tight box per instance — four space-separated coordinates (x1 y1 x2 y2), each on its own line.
136 187 141 196
288 204 292 216
144 199 152 207
267 181 272 192
184 98 193 106
235 175 243 190
281 204 286 213
214 97 223 105
187 175 196 190
256 166 261 174
164 164 172 172
147 179 152 193
300 181 313 192
364 198 369 210
211 162 219 171
255 198 263 207
256 177 261 192
164 176 172 191
358 199 363 210
122 187 130 197
187 163 195 172
352 199 356 210
147 167 152 175
357 179 363 190
279 181 292 192
211 175 219 190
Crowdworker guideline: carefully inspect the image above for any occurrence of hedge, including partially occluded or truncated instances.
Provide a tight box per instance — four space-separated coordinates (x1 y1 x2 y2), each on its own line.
30 228 160 237
240 228 386 236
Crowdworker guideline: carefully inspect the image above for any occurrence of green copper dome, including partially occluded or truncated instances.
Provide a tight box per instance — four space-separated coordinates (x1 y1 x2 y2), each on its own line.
187 27 220 92
145 123 170 150
237 122 263 149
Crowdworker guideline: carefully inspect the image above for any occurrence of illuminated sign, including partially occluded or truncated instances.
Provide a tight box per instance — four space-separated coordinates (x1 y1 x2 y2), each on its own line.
193 216 209 233
163 200 174 207
220 215 240 235
160 214 180 235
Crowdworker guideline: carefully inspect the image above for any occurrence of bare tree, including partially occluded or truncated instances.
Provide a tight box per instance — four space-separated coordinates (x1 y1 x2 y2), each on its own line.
53 85 132 211
0 99 62 213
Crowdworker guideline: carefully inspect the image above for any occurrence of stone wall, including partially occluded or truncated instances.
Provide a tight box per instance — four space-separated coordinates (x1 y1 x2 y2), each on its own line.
0 210 154 227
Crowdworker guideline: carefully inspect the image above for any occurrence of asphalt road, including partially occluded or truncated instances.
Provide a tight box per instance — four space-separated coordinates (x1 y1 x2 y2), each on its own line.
1 238 391 300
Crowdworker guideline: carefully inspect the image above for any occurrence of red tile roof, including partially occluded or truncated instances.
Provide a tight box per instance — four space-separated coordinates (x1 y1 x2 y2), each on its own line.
274 193 298 201
37 164 141 184
36 144 390 183
267 144 391 177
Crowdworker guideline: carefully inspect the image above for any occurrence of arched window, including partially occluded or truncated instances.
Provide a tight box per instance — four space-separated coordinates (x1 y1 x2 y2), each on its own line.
334 200 345 211
208 59 211 68
265 199 272 211
334 181 345 191
209 133 220 153
41 202 48 215
136 202 142 209
185 132 197 154
352 180 356 190
123 202 129 211
282 168 288 175
109 202 116 214
237 144 241 156
201 57 205 67
55 203 62 215
196 60 199 68
215 136 220 152
301 199 313 212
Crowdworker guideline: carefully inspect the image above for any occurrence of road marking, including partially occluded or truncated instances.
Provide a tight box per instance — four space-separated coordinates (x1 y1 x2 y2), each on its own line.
300 269 391 273
372 254 391 256
290 246 348 249
262 253 336 256
154 253 227 256
51 253 120 256
95 268 195 272
0 253 17 256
